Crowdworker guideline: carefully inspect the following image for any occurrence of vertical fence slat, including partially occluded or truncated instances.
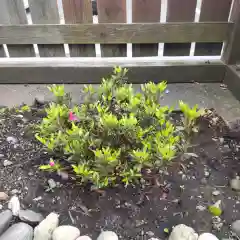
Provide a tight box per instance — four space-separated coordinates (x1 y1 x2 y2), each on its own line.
195 0 232 56
29 0 65 57
222 0 240 64
164 0 197 56
97 0 127 57
0 0 35 57
132 0 161 57
62 0 95 57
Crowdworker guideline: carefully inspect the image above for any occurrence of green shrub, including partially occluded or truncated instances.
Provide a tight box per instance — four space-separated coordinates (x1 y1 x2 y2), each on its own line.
35 67 203 189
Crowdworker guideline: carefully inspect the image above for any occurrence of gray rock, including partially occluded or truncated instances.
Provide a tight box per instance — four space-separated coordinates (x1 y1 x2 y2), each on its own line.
6 136 18 144
19 210 44 224
97 231 118 240
169 224 198 240
34 212 59 240
232 220 240 237
0 222 33 240
3 160 13 167
52 225 80 240
76 236 92 240
0 210 13 236
230 178 240 191
8 196 20 216
198 233 219 240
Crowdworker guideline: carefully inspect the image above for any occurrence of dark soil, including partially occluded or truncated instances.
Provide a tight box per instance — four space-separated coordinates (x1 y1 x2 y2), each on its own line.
0 106 240 240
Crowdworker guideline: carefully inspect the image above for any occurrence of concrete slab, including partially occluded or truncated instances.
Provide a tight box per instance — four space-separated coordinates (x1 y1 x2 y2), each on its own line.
0 83 240 125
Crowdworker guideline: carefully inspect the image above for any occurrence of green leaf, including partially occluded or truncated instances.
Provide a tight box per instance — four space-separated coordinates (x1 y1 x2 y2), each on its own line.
39 165 51 170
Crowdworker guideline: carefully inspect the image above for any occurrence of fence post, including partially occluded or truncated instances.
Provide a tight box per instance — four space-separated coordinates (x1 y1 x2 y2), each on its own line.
222 0 240 64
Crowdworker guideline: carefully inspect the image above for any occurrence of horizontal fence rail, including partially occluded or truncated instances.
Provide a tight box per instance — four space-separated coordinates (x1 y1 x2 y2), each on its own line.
0 22 232 44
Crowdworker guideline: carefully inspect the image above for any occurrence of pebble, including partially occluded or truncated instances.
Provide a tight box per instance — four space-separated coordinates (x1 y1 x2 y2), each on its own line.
52 225 80 240
149 239 160 240
0 154 4 158
11 189 20 195
0 192 9 201
8 196 20 216
169 224 198 240
232 220 240 237
146 231 154 237
204 171 210 177
34 212 59 240
198 233 219 240
0 210 13 236
230 178 240 191
35 95 45 105
6 136 18 144
212 216 223 231
0 204 2 210
0 222 33 240
76 237 92 240
97 231 118 240
19 210 44 224
196 205 206 211
48 179 57 189
3 160 13 167
212 190 220 196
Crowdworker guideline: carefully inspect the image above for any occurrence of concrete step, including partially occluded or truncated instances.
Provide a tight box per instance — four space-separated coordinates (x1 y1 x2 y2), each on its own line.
0 83 240 125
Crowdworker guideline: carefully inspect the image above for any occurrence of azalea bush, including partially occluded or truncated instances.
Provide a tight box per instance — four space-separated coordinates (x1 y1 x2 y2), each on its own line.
35 67 203 189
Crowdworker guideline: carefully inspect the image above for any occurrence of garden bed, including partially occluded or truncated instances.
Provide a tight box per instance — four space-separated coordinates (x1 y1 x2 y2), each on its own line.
0 104 240 239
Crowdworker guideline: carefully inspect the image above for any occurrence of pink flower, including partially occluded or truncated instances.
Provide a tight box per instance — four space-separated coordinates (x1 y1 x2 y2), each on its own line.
69 112 78 121
49 159 55 167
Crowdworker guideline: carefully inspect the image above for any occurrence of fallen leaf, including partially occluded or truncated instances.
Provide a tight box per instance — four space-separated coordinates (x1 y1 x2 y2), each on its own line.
208 200 222 216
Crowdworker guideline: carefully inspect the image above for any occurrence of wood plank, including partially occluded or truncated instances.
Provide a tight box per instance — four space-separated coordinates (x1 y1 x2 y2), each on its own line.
224 65 240 101
0 22 232 44
29 0 65 57
97 0 127 57
0 45 5 57
0 58 225 83
222 0 240 64
164 0 197 56
62 0 95 57
132 0 161 57
195 0 232 56
0 0 34 57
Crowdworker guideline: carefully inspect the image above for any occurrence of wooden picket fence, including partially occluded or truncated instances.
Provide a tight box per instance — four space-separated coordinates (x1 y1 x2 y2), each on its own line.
0 0 239 86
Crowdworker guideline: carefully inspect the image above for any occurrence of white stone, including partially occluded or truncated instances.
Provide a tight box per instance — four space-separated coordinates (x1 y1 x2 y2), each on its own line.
6 136 18 144
198 233 219 240
169 224 198 240
230 179 240 191
3 160 13 167
97 231 118 240
8 196 20 216
33 212 59 240
76 236 92 240
52 225 80 240
232 220 240 237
